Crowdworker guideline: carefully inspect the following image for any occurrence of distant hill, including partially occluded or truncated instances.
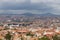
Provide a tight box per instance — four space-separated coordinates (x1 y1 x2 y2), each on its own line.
0 12 59 17
21 12 35 16
38 13 57 16
21 12 59 17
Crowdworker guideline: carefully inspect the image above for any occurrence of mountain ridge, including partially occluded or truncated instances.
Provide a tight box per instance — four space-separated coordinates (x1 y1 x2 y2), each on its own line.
0 12 59 17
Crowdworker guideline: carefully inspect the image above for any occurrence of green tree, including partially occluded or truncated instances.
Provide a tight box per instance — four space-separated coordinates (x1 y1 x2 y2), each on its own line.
53 35 60 40
21 37 23 40
5 32 12 40
26 32 34 37
38 36 50 40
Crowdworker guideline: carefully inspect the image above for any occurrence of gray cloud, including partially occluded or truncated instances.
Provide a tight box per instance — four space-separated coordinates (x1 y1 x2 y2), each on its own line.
0 0 60 14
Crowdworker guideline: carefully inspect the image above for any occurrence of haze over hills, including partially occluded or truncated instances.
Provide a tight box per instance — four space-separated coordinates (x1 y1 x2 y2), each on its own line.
0 12 58 16
21 12 35 16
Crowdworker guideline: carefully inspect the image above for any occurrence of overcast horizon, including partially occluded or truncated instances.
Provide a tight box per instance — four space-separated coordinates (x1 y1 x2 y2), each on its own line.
0 0 60 15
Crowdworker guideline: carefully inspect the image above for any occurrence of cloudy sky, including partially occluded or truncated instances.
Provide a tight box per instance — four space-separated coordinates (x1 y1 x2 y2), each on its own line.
0 0 60 15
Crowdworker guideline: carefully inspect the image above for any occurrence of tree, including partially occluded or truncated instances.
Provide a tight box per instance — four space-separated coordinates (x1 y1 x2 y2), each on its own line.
38 36 50 40
5 32 12 40
53 35 60 40
21 37 23 40
26 32 34 37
